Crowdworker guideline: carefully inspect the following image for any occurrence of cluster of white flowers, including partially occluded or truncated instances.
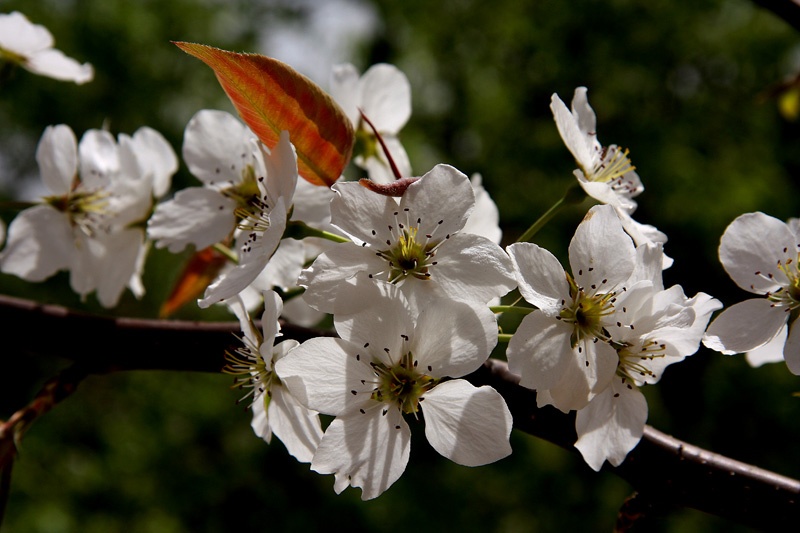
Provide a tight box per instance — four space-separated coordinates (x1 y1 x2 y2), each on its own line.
3 12 798 499
0 124 176 306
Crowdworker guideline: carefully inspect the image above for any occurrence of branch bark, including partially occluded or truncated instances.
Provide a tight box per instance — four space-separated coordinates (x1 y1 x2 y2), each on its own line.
1 294 798 529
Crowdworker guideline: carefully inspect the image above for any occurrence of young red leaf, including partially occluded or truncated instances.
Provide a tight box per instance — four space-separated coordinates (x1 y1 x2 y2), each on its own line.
159 247 228 318
175 42 354 187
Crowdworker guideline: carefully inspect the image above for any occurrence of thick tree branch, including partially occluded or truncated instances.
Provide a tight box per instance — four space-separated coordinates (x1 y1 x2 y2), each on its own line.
1 294 798 529
0 294 331 373
468 360 800 531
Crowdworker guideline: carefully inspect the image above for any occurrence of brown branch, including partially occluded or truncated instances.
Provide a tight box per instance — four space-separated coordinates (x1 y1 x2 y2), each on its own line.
1 293 798 528
0 293 331 373
467 359 800 531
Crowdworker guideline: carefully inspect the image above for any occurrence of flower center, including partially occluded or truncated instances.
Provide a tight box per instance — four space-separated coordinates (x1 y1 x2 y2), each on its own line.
223 333 278 409
558 272 616 348
44 187 113 236
767 253 800 310
614 339 666 383
376 226 439 283
589 145 635 184
230 170 275 237
370 351 436 415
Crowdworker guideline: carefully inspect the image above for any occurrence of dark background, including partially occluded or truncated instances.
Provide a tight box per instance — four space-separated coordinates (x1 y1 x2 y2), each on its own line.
1 0 799 531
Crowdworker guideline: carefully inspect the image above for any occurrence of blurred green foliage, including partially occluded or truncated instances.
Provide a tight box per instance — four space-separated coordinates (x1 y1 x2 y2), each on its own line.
1 0 799 531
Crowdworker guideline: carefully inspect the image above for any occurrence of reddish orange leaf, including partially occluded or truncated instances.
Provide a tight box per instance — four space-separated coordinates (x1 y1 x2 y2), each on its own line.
160 247 228 318
175 42 354 187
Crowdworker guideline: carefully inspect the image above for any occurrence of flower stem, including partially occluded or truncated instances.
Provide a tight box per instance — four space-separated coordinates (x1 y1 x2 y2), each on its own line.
360 109 403 180
213 243 238 264
516 184 586 243
490 305 534 315
285 220 350 243
498 334 513 343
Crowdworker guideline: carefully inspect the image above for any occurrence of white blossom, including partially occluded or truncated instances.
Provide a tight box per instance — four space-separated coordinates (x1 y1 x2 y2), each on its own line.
226 291 322 463
0 124 175 307
703 212 800 374
148 110 267 254
274 274 512 500
0 11 93 84
462 173 502 245
299 164 516 313
330 63 412 182
197 130 298 308
576 273 720 470
551 87 671 267
506 205 642 412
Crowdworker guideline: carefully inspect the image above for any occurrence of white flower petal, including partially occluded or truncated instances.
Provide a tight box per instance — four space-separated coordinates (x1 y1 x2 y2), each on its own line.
703 298 788 354
291 177 335 229
131 127 177 198
268 386 323 463
274 337 373 416
401 165 474 238
569 205 636 290
507 242 569 316
783 318 800 375
578 180 636 212
546 339 617 413
431 233 516 306
329 63 361 126
261 130 298 207
462 173 502 244
332 275 413 363
182 109 255 185
199 198 287 308
311 406 410 501
68 231 103 299
507 311 575 391
249 238 305 292
111 134 153 226
358 63 411 135
147 187 237 253
299 243 385 314
250 390 273 444
745 323 787 367
330 181 399 245
421 380 512 466
229 294 259 347
0 13 92 84
25 48 93 84
79 129 119 189
412 298 497 379
93 228 144 308
0 12 53 54
719 212 796 294
0 205 72 281
281 296 326 328
36 124 77 195
550 92 594 170
570 87 597 140
258 290 283 349
575 377 648 471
